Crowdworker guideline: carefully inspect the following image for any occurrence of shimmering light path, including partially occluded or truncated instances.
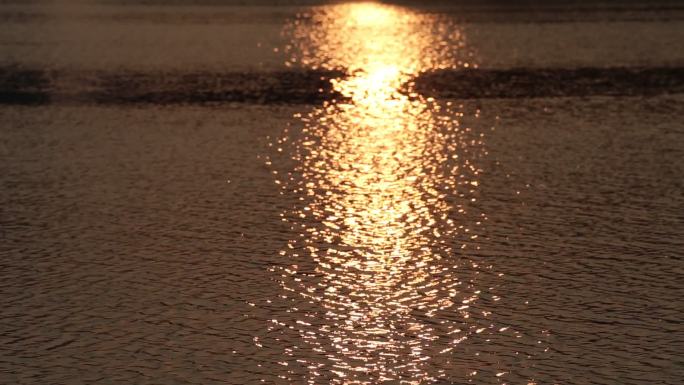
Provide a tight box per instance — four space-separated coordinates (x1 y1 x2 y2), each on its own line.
265 3 543 384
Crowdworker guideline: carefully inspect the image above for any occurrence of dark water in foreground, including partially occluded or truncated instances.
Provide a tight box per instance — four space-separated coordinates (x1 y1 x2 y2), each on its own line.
1 1 683 384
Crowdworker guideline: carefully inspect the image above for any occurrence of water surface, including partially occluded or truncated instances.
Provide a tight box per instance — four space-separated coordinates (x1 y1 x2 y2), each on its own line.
1 1 683 384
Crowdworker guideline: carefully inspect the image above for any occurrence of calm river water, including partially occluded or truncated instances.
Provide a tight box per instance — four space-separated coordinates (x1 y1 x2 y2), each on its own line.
1 1 683 384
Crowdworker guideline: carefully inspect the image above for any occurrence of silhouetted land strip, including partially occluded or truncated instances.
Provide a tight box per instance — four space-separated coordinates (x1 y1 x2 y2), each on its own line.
0 67 52 105
1 66 683 105
414 67 684 99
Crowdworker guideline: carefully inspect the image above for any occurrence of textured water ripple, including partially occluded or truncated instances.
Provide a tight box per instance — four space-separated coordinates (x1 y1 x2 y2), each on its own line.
1 97 682 385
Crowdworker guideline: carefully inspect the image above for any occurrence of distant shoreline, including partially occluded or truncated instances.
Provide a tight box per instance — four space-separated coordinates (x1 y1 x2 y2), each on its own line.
2 65 683 105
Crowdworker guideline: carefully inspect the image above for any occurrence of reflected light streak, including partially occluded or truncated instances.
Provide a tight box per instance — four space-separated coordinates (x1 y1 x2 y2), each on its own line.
267 3 495 384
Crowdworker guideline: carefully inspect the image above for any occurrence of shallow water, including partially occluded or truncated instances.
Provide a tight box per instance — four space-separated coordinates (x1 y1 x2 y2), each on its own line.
1 1 683 384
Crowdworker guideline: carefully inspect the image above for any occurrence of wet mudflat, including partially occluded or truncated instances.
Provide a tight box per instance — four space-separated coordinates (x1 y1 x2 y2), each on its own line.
1 1 683 384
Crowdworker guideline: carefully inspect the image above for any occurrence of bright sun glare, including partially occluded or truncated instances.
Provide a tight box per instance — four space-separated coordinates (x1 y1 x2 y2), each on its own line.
347 2 395 27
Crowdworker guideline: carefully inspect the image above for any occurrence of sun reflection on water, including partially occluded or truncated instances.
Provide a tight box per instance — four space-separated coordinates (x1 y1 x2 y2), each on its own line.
264 3 507 384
